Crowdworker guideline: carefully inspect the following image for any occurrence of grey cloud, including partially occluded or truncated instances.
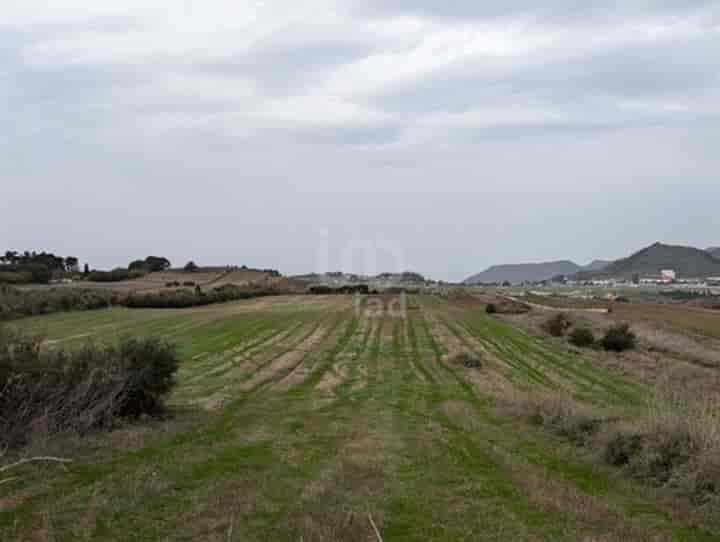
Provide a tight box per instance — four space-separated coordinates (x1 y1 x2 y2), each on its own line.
3 4 720 280
197 39 378 96
290 122 403 146
355 0 718 20
366 32 719 135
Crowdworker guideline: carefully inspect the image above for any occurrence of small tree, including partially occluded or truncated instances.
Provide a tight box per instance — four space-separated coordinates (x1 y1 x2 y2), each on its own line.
184 261 199 272
144 256 171 272
601 323 636 352
486 303 497 314
128 260 148 272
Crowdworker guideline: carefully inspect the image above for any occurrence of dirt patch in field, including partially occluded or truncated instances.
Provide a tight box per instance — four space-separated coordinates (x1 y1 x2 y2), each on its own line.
257 325 330 391
315 365 348 393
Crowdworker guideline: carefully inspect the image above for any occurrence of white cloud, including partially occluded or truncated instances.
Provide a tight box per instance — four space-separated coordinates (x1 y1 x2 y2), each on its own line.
3 0 720 278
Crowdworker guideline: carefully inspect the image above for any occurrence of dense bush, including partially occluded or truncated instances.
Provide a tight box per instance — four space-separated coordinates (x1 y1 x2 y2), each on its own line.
0 328 178 450
601 323 637 352
486 303 497 314
542 313 572 337
308 284 370 295
604 432 644 467
0 286 116 321
569 326 595 348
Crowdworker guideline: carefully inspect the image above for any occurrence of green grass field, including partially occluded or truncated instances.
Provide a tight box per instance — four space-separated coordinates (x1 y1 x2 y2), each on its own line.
1 295 716 541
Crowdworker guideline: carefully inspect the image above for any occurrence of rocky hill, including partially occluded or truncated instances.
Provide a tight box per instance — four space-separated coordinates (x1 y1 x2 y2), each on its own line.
596 242 720 278
464 260 582 285
582 260 611 272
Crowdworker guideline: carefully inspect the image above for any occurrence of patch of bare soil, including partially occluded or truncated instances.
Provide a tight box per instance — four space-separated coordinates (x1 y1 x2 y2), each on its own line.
252 325 329 392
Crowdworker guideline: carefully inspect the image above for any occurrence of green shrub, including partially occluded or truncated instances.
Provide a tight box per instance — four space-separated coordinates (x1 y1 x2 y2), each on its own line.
88 268 133 282
569 327 595 348
0 328 178 450
115 337 179 418
486 303 497 314
604 432 644 467
543 313 572 337
601 323 637 352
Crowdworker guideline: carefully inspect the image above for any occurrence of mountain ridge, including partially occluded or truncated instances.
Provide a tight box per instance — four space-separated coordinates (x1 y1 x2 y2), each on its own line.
594 242 720 278
464 260 582 285
464 243 720 284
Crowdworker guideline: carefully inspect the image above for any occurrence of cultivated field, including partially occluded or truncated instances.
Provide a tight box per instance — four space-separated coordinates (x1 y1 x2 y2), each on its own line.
1 295 718 541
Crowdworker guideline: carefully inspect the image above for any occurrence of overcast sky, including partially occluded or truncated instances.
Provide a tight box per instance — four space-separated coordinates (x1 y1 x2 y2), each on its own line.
3 1 719 281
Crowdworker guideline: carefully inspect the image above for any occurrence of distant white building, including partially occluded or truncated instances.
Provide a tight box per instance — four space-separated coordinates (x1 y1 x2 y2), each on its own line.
661 269 677 282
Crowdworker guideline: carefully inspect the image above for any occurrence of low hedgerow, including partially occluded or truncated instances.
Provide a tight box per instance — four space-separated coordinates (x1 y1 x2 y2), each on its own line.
0 285 117 321
87 268 145 282
0 327 178 451
126 284 283 309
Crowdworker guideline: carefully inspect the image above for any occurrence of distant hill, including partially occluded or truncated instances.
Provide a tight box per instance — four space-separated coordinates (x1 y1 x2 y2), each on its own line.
596 242 720 278
707 247 720 259
582 260 611 272
464 260 581 285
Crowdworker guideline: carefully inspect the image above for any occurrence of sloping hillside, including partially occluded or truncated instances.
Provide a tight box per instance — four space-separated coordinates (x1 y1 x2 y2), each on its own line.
464 260 581 285
600 242 720 278
707 247 720 259
582 260 611 272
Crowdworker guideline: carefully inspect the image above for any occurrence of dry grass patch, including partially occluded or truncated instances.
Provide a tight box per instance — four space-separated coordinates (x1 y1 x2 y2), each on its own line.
497 453 673 542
